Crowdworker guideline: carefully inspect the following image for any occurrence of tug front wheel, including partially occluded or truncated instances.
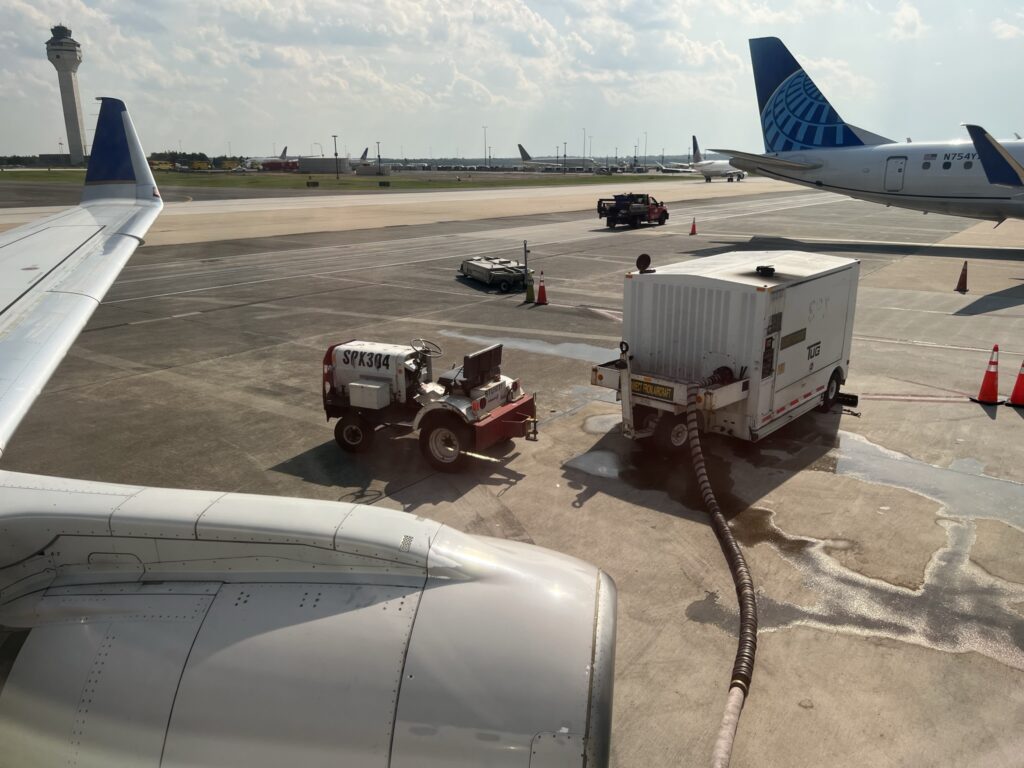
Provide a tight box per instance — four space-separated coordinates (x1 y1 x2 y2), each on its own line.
420 414 470 472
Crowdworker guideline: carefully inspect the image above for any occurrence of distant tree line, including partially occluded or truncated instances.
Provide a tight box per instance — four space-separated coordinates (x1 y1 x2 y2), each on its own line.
0 156 37 165
149 151 210 162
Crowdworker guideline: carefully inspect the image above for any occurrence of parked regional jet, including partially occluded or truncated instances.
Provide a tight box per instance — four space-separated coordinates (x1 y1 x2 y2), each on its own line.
518 143 596 168
0 99 615 767
660 137 745 181
714 37 1024 221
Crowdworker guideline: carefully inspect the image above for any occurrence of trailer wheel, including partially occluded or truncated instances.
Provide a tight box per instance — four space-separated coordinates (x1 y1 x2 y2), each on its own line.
818 370 842 413
336 414 374 453
655 414 689 453
420 415 470 472
498 279 512 293
606 218 616 228
628 216 640 229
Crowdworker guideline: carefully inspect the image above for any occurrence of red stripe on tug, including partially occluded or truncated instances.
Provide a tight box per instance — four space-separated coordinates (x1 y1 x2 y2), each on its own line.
472 394 538 450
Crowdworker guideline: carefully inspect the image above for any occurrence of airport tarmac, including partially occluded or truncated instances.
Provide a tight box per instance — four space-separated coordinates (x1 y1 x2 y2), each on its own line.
2 182 1023 766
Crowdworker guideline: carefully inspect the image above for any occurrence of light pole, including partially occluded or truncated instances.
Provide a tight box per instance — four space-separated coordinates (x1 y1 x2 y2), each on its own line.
314 142 323 157
376 141 382 175
482 125 487 168
644 131 648 170
332 134 339 179
563 141 567 175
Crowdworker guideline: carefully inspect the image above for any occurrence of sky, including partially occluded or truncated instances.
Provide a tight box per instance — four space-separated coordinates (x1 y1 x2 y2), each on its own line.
3 0 1024 159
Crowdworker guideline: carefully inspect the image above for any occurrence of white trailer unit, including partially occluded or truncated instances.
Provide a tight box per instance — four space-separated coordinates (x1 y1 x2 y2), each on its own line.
591 251 859 444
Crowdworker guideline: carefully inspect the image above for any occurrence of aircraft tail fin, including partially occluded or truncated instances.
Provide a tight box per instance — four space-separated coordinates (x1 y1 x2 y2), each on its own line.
518 144 532 162
692 135 702 164
280 146 287 159
82 97 160 204
749 36 871 153
964 124 1024 187
360 148 368 161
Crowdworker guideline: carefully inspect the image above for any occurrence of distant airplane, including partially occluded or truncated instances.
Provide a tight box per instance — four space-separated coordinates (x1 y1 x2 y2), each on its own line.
0 99 616 765
518 144 595 168
714 37 1024 221
661 137 745 181
350 147 371 166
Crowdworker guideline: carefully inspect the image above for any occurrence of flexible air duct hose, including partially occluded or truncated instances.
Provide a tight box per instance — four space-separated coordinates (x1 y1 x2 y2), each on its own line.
685 382 758 767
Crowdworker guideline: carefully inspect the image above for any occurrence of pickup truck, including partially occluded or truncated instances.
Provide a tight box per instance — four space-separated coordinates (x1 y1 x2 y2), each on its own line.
597 193 669 229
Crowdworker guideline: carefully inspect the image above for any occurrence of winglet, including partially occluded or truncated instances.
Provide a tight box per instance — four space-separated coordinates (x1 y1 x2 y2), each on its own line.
83 97 160 204
518 144 532 162
964 124 1024 187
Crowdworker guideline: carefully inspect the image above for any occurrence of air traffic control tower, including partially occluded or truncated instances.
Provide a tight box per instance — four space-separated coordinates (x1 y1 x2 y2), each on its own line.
46 25 86 165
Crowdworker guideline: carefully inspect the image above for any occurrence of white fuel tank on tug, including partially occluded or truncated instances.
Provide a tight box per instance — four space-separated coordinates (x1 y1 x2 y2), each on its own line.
328 340 430 407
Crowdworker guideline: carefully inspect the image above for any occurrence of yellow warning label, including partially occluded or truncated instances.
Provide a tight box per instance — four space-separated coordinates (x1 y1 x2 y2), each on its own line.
631 379 674 401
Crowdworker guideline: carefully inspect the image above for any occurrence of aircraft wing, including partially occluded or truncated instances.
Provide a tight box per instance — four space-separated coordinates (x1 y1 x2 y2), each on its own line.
964 124 1024 187
0 97 162 457
709 148 822 171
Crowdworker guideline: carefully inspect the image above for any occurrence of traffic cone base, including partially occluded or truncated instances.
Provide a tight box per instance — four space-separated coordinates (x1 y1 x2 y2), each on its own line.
689 217 697 236
535 271 548 306
1006 358 1024 408
954 260 968 294
970 344 1003 405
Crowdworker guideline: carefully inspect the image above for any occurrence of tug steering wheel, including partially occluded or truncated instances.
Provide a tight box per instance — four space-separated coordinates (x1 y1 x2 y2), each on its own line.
411 338 444 358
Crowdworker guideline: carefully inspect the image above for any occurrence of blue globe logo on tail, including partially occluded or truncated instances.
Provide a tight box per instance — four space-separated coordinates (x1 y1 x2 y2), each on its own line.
760 70 863 152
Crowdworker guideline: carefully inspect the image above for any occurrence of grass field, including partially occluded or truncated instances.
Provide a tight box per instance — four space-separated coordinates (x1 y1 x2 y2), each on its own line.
0 168 699 191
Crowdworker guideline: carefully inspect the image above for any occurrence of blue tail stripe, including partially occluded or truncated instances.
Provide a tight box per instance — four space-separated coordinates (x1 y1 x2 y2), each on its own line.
85 98 135 184
964 124 1024 187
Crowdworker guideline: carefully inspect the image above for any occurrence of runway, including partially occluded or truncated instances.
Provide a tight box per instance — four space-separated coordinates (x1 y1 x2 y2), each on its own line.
2 180 1023 767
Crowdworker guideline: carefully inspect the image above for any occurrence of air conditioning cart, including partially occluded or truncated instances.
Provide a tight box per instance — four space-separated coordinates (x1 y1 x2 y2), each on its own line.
592 252 860 448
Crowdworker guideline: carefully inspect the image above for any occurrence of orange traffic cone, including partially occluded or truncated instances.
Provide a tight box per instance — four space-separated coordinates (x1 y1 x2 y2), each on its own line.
970 344 1004 405
954 261 968 294
1007 358 1024 408
689 217 697 236
535 271 548 305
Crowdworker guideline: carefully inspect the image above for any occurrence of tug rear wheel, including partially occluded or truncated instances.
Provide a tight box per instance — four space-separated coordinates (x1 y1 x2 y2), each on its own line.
336 413 374 453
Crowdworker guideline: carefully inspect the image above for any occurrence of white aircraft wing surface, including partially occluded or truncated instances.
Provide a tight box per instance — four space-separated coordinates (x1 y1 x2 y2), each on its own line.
0 99 616 767
0 97 162 457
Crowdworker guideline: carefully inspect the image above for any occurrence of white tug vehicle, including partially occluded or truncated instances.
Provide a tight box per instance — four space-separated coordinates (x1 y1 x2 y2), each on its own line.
323 340 537 471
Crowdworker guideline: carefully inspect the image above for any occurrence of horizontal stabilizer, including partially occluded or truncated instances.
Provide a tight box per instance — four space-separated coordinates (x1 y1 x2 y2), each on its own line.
964 124 1024 187
709 148 822 171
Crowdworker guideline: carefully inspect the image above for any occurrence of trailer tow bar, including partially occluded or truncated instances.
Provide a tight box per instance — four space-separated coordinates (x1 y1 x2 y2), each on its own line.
685 377 758 768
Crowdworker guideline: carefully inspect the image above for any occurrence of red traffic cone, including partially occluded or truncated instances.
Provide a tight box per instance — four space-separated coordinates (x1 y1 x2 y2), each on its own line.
970 344 1004 405
689 217 697 236
535 271 548 306
954 261 968 294
1007 358 1024 408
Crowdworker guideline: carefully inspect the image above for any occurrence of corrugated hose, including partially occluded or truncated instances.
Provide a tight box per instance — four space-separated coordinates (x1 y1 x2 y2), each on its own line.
685 381 758 768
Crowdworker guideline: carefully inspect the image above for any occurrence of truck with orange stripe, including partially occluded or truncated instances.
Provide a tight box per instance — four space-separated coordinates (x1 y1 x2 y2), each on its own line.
591 251 859 447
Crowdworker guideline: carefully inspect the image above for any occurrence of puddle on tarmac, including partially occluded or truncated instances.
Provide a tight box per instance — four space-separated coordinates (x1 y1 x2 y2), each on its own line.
697 432 1024 669
564 450 623 479
567 415 1024 669
582 414 622 435
439 331 617 363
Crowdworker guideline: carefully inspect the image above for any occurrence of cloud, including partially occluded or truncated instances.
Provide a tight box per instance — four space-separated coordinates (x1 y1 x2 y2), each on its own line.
889 1 928 40
992 16 1024 40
